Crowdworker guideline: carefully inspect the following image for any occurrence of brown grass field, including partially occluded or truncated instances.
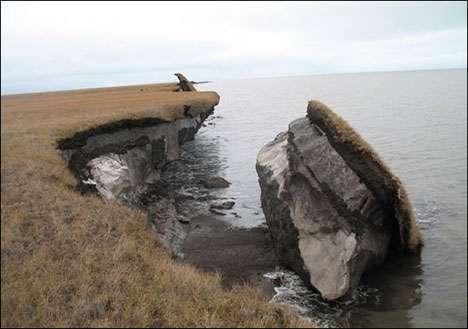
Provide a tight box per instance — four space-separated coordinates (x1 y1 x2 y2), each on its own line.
1 83 312 327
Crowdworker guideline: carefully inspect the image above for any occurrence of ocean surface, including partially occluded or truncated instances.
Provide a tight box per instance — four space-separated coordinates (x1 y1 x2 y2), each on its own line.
197 69 467 328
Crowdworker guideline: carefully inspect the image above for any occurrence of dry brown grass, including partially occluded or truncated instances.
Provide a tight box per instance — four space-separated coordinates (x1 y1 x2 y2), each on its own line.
307 100 423 253
1 83 314 328
2 83 220 140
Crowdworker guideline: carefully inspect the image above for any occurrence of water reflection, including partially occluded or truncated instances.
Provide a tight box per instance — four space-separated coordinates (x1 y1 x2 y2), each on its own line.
351 254 423 328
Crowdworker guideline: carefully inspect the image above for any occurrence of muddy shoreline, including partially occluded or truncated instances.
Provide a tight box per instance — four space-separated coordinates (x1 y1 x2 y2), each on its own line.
180 215 277 296
139 116 281 296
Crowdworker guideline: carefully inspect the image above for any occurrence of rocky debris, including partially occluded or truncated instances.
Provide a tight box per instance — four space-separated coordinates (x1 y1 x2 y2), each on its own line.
177 217 191 224
148 197 189 254
201 176 231 188
210 200 235 210
209 208 226 216
175 191 196 202
256 100 422 301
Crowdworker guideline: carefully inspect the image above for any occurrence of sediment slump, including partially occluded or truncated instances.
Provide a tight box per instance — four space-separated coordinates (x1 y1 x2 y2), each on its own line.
256 100 422 301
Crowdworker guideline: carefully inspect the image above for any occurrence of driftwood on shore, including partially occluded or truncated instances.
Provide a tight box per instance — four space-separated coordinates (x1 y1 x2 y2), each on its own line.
175 73 197 92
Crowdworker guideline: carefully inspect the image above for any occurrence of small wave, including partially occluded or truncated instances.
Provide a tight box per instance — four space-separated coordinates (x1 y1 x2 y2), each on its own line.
413 199 441 230
264 269 381 328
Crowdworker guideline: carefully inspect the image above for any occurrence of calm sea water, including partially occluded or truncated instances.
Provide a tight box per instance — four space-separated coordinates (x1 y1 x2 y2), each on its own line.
198 69 467 328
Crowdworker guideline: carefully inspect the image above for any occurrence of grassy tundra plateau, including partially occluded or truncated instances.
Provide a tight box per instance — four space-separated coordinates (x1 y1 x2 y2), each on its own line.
0 83 311 327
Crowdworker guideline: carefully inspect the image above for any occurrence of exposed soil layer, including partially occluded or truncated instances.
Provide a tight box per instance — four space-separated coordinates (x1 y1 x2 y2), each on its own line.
57 117 170 149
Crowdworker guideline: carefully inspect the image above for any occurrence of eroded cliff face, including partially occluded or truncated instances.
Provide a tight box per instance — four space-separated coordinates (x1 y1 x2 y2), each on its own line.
256 101 422 301
59 112 210 205
57 90 217 253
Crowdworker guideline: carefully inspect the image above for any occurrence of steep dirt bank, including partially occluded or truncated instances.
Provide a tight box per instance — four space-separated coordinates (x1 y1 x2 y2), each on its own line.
57 110 213 205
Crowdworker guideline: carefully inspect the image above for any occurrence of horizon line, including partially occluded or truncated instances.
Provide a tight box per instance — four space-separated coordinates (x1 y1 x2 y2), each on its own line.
1 66 466 96
218 66 467 82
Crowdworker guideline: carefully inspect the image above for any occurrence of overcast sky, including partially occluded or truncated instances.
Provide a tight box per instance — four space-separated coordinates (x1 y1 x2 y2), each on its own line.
1 1 466 94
